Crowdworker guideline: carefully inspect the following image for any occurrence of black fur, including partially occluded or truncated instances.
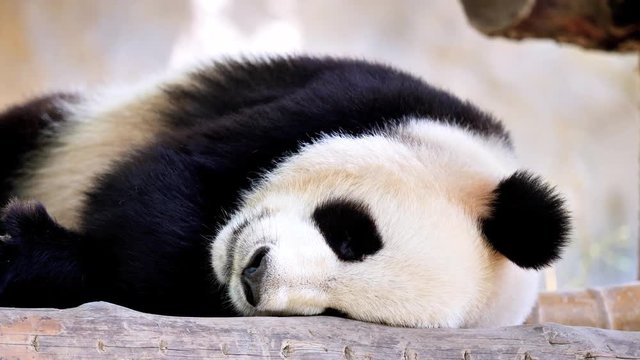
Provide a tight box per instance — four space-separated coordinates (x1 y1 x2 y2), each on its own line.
312 199 383 261
0 200 93 307
78 148 234 316
481 171 571 269
0 93 78 206
165 57 509 143
0 56 518 315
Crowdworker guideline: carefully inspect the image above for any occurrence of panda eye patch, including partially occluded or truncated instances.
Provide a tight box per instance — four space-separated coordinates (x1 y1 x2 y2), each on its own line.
312 199 383 261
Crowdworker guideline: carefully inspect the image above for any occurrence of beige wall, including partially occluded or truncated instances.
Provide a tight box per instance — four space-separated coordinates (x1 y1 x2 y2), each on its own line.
0 0 188 107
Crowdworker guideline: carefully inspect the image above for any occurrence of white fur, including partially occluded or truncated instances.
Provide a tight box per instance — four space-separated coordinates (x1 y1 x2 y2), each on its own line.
212 120 541 328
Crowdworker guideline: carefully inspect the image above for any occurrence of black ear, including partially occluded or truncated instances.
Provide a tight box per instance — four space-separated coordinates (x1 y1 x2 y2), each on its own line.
481 171 571 269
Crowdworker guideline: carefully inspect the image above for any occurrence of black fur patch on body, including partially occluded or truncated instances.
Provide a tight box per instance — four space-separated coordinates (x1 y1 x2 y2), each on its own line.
0 93 78 206
312 199 383 261
481 171 571 269
0 56 513 316
166 56 510 143
79 148 235 316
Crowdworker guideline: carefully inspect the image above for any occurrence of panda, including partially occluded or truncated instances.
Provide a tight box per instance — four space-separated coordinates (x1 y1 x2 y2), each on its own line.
0 56 570 328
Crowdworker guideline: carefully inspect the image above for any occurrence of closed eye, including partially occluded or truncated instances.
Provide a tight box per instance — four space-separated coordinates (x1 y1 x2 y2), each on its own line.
312 199 383 261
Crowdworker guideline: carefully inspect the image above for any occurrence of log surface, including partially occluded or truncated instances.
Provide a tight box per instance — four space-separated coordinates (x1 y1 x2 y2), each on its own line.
0 302 639 359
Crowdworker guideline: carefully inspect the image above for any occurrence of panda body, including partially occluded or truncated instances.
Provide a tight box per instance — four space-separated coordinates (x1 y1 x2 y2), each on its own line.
0 56 570 327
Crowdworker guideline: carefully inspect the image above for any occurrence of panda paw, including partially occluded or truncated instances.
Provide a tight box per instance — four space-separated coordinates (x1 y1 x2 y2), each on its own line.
0 199 75 298
0 232 17 282
2 199 60 243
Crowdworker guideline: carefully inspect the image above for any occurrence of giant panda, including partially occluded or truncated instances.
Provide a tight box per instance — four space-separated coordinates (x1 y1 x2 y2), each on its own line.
0 56 570 328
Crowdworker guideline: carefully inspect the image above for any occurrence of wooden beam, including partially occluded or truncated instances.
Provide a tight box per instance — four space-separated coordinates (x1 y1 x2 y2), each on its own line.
527 282 640 330
0 302 639 359
460 0 640 51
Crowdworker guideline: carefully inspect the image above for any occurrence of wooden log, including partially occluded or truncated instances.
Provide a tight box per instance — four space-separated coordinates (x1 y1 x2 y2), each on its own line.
527 282 640 330
459 0 640 51
0 302 639 359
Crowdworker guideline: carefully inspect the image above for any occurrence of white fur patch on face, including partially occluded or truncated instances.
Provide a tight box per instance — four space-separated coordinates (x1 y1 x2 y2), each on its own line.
212 121 541 328
213 202 338 316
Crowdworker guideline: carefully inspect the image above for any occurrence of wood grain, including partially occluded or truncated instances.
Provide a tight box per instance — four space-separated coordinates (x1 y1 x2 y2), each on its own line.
0 302 638 359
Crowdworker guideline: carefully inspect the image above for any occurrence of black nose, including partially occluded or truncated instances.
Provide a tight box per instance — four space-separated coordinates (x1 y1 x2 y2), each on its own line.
241 247 269 307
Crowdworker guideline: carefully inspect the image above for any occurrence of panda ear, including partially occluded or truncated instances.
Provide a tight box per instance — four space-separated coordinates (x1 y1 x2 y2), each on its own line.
480 171 571 270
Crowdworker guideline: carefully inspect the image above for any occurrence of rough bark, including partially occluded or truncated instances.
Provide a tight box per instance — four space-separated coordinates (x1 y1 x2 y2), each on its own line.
460 0 640 51
0 302 639 359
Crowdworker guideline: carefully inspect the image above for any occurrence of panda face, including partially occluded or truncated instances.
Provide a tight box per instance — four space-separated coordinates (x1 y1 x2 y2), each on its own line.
211 127 529 328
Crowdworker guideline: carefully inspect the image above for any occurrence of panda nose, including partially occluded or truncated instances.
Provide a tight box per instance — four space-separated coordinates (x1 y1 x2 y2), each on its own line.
241 247 269 307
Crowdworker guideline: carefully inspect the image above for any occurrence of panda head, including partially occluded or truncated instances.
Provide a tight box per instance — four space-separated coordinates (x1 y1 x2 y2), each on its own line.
211 129 570 328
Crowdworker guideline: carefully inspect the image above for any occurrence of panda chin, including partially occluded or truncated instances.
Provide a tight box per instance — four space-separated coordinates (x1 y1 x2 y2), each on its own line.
235 286 331 317
257 307 327 317
233 293 328 318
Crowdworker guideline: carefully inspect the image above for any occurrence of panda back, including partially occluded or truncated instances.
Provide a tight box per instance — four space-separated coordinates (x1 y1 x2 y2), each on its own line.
6 56 511 230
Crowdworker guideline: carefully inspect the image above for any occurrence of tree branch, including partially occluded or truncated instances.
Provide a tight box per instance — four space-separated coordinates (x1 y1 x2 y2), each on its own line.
460 0 640 51
1 302 639 359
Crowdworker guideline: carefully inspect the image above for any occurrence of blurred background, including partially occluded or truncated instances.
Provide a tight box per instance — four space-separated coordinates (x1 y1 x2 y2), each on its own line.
0 0 637 290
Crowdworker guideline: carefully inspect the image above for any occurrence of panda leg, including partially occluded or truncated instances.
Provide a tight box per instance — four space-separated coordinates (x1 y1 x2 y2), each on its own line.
0 93 78 204
0 199 95 308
